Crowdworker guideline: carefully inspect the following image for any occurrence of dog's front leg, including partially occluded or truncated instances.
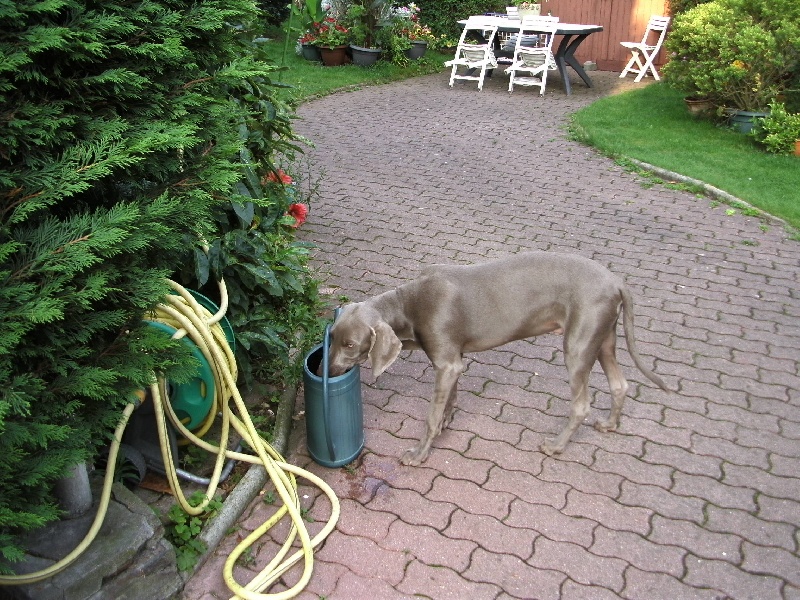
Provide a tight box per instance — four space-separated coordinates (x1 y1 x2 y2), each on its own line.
401 361 462 466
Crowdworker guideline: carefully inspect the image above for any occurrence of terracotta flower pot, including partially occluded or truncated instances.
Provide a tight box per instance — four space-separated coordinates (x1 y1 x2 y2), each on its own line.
795 139 800 157
684 96 713 117
319 45 348 67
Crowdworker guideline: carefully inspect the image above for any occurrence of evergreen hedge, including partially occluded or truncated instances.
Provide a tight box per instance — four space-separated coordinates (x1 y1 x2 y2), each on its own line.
0 0 314 570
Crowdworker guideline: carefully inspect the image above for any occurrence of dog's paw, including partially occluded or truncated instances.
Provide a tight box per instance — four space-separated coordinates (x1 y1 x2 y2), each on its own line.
594 419 618 433
540 439 565 456
400 446 430 466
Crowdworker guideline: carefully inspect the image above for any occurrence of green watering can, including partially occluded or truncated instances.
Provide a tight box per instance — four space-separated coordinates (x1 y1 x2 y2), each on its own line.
303 312 364 468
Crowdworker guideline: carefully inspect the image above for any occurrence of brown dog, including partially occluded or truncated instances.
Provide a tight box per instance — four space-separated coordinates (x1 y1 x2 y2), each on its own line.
325 252 669 466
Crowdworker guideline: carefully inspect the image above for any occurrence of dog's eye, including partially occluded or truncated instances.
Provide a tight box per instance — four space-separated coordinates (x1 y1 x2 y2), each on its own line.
344 342 355 348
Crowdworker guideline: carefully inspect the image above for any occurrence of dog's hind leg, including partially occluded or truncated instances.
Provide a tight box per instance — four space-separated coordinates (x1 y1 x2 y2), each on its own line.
541 323 602 456
594 328 629 433
401 359 462 466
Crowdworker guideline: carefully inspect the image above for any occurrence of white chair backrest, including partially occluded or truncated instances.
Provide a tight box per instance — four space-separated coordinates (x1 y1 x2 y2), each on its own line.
457 17 497 47
506 6 519 18
640 15 671 48
517 19 558 50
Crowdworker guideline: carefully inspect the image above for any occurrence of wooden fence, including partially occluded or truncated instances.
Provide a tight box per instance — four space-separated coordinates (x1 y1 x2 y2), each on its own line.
543 0 671 71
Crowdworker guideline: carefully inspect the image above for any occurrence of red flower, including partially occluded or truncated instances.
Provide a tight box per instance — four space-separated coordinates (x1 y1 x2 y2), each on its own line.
267 169 293 184
287 203 308 228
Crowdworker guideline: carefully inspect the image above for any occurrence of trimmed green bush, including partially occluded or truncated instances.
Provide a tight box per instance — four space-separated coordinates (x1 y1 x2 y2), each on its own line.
663 0 800 111
0 0 315 571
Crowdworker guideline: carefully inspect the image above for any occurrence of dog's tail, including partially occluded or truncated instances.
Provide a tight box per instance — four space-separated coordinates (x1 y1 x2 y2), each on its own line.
620 287 671 392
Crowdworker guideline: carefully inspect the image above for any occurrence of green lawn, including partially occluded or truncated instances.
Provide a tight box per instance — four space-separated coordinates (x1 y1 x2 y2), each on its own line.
262 38 452 104
570 83 800 230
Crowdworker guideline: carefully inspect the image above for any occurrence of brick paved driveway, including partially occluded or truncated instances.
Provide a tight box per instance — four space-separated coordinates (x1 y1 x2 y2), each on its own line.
184 70 799 599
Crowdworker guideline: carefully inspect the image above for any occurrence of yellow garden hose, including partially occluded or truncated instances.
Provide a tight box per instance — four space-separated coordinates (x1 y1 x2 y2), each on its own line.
0 278 340 600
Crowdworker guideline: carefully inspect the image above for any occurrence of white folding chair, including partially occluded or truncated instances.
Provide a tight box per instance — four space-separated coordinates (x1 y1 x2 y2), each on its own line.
445 17 499 91
619 15 671 82
504 20 558 96
500 15 558 61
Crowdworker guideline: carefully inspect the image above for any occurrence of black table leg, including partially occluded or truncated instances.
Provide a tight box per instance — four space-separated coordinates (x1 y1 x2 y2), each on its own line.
554 33 593 95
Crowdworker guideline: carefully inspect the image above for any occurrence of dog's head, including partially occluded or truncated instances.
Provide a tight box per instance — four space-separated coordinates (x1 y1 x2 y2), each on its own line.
327 303 402 378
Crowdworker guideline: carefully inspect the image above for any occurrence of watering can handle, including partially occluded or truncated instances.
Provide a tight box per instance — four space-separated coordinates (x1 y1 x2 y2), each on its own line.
321 307 342 464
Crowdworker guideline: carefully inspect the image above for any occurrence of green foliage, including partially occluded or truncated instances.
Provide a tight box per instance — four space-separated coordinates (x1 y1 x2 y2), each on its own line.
164 492 222 572
343 1 392 49
667 0 712 15
663 0 800 111
411 0 501 41
290 0 327 39
0 0 317 572
756 101 800 154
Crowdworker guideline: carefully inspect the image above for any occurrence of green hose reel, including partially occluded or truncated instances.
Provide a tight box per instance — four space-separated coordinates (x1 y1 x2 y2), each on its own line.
144 290 235 431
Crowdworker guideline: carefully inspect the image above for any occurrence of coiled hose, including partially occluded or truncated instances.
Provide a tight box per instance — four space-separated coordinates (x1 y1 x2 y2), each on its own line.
0 278 340 600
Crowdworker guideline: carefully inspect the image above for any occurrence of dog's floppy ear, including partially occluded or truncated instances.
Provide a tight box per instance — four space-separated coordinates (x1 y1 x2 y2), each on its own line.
368 321 402 377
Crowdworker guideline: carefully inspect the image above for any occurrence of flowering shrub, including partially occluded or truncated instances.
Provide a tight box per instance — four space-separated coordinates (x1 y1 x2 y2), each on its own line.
299 31 317 45
511 0 550 9
314 16 349 48
381 3 435 52
663 0 800 112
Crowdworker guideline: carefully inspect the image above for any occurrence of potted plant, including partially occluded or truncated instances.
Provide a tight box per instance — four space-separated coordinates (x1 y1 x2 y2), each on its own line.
379 3 435 62
663 0 800 133
344 0 390 66
314 16 351 66
291 0 326 61
511 0 549 19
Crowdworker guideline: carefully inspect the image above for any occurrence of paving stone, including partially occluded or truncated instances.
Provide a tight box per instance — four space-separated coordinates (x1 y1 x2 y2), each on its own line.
540 457 623 498
618 480 705 524
427 475 515 520
380 520 477 573
330 570 409 599
684 554 785 600
463 547 564 600
648 514 742 564
444 509 537 561
592 448 674 488
465 436 545 475
485 465 570 510
560 579 622 600
642 440 722 478
399 559 501 599
315 530 407 586
334 498 397 543
723 463 798 501
690 433 771 469
740 541 800 587
505 499 597 548
671 471 757 511
756 494 800 527
528 536 627 593
704 505 796 551
591 525 686 578
564 488 652 535
621 565 724 599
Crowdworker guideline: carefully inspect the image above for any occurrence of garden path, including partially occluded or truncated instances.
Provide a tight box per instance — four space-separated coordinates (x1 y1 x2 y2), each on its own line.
184 69 800 600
